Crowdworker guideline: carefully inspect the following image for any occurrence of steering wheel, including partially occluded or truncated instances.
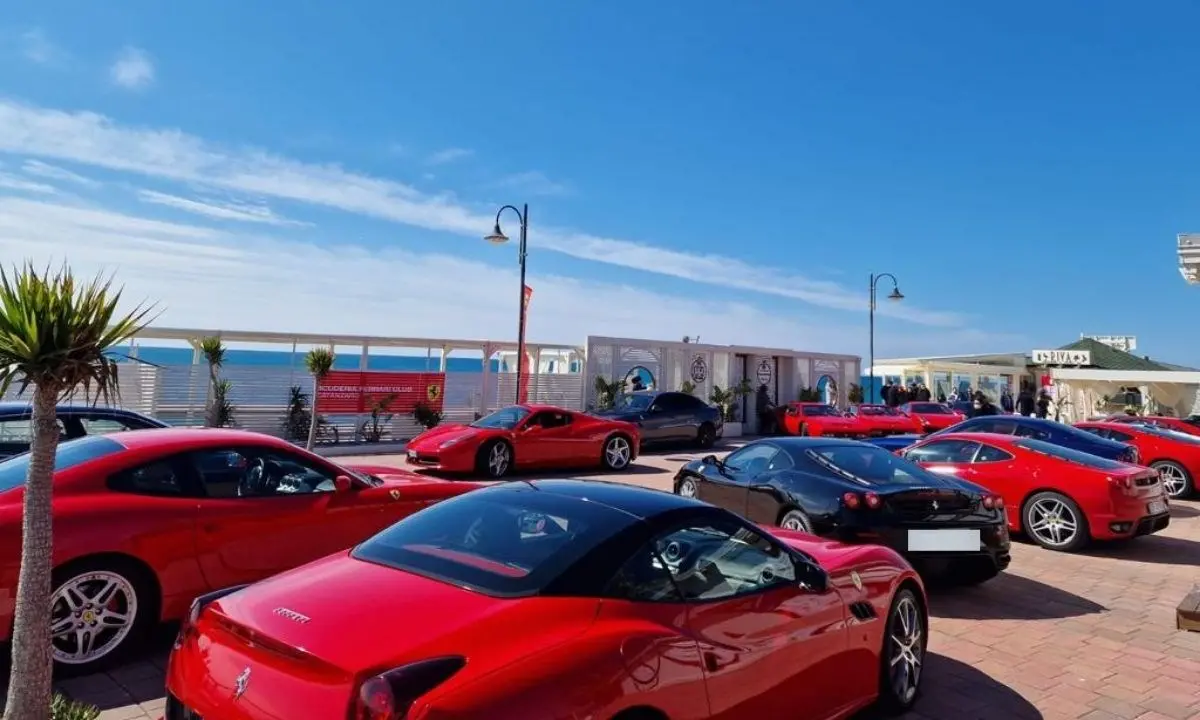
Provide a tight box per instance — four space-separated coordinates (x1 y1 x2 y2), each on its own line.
237 457 267 497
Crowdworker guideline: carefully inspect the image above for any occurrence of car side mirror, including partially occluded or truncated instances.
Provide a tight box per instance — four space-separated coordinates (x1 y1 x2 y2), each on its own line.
522 424 542 433
796 558 828 592
333 475 353 492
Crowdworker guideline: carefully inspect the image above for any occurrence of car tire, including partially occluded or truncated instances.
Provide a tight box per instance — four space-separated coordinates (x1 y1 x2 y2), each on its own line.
476 440 513 479
1151 460 1194 499
49 557 157 676
1022 491 1090 552
778 508 814 533
696 423 716 449
601 434 633 471
876 587 926 715
676 477 699 498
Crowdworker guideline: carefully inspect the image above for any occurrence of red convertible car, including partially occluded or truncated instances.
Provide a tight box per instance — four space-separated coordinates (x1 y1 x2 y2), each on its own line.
903 432 1168 552
0 428 481 673
1101 414 1200 438
777 402 866 437
1076 421 1200 499
406 405 640 479
166 480 929 720
898 402 966 434
847 404 920 436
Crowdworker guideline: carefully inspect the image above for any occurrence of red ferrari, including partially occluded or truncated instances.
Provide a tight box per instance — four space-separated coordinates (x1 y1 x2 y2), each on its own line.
847 404 920 436
0 428 481 673
903 432 1168 552
898 402 966 434
777 402 866 437
406 405 640 479
1075 421 1200 499
166 480 930 720
1101 414 1200 438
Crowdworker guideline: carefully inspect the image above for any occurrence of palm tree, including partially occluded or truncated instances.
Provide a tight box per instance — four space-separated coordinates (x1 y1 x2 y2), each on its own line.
198 336 226 428
304 347 335 450
0 263 154 719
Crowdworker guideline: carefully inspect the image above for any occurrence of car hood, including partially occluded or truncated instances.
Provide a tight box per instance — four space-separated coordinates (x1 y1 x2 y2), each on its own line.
860 415 913 426
207 553 598 676
804 415 859 426
342 464 458 487
407 424 491 451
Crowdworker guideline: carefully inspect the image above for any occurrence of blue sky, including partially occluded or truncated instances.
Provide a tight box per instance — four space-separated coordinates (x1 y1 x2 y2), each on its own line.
0 1 1196 363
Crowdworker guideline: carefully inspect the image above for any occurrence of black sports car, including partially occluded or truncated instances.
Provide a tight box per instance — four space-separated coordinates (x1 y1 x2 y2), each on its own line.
673 437 1011 585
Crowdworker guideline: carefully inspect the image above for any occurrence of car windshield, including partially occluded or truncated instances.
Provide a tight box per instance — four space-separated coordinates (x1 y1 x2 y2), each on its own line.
1130 424 1200 445
613 394 654 411
1013 438 1126 469
910 403 951 414
353 487 640 597
858 406 900 416
802 405 840 416
805 444 937 486
0 436 125 493
470 407 531 430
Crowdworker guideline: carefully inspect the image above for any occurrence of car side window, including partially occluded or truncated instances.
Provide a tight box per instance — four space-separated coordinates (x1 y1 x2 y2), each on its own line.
973 445 1013 463
605 545 685 603
652 394 684 412
968 419 1016 435
649 519 796 602
532 411 572 429
722 444 780 477
1013 424 1050 440
1104 428 1134 443
192 447 338 498
77 417 136 436
906 440 979 464
108 459 187 496
0 418 65 443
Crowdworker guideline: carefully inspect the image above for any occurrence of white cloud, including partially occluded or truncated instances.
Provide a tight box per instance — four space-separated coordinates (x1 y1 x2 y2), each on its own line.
0 99 962 326
0 172 55 194
0 197 1021 357
18 29 65 66
494 170 569 197
136 189 306 226
109 47 155 90
21 159 98 187
426 148 473 165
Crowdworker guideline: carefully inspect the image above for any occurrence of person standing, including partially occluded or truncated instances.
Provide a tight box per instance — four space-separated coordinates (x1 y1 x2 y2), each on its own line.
1000 389 1014 413
918 384 932 401
885 382 899 407
1017 387 1035 416
1035 390 1051 419
755 384 777 435
881 380 894 406
973 391 1000 416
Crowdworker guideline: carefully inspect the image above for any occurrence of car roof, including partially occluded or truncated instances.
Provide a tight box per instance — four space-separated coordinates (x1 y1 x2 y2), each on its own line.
769 436 870 449
921 432 1021 445
501 404 573 413
499 478 708 519
106 427 298 452
0 402 153 417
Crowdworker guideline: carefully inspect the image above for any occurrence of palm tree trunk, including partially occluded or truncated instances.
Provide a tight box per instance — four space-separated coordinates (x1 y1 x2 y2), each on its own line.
305 378 320 450
204 365 218 428
4 387 60 719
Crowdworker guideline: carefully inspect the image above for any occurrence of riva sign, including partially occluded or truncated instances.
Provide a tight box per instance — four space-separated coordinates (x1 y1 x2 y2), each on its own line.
1031 349 1091 365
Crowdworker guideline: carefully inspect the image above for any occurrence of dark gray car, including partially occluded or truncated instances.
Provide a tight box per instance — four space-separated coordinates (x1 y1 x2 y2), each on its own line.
0 402 168 460
592 390 723 448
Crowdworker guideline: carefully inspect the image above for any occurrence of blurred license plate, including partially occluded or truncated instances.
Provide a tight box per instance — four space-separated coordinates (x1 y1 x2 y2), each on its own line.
1147 500 1167 515
907 529 980 552
406 450 417 461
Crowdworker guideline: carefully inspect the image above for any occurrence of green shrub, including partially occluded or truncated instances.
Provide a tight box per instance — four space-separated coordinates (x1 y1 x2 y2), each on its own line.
51 695 99 720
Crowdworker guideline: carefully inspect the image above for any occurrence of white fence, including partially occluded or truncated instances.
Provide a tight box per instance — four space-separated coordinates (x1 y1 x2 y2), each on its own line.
1 363 585 443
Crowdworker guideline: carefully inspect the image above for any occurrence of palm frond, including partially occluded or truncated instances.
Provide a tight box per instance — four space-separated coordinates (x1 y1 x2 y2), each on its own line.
198 336 226 369
0 262 159 403
305 347 335 378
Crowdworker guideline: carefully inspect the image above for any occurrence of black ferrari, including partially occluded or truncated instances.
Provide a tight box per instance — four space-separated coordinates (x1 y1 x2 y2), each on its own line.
673 437 1011 585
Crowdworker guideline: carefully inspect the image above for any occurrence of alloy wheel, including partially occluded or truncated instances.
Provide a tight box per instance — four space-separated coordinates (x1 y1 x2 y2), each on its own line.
679 479 698 498
888 595 924 704
1028 497 1078 548
780 513 811 532
488 443 510 477
51 570 138 666
605 437 631 469
1155 463 1188 498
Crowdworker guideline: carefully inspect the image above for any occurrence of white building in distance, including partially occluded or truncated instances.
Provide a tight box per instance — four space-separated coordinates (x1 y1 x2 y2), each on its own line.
1179 233 1200 284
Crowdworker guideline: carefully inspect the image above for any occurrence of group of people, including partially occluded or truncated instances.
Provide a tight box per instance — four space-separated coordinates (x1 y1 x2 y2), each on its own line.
881 378 1054 419
879 381 933 407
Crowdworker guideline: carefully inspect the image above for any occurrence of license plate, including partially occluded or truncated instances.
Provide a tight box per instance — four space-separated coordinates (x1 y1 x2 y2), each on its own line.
907 528 980 552
1148 500 1167 515
406 450 417 461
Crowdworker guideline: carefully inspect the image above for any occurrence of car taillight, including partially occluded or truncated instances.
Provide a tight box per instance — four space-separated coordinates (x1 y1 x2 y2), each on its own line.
843 492 881 509
174 584 248 650
1108 476 1133 490
352 656 465 720
842 492 861 509
981 494 1004 510
864 492 882 509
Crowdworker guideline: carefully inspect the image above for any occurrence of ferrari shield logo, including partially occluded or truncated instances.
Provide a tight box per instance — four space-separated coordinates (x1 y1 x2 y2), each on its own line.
389 489 401 500
850 571 863 591
426 384 441 401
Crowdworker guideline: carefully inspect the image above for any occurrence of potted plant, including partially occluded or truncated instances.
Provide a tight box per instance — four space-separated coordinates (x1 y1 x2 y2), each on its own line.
709 379 752 437
412 401 443 430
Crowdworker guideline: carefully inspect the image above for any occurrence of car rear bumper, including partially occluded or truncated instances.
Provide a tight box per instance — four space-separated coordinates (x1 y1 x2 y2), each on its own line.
841 522 1011 576
1093 510 1170 540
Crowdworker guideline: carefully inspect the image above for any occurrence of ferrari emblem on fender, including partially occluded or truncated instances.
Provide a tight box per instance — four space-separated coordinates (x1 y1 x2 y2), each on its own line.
390 489 401 500
931 500 939 511
233 667 251 700
426 384 441 401
850 571 863 591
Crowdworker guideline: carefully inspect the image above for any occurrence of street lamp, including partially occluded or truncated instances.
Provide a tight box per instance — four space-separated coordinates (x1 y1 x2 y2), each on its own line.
868 273 904 405
484 204 529 404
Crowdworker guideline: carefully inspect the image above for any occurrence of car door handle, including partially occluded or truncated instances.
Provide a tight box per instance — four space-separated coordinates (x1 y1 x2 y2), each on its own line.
703 651 720 672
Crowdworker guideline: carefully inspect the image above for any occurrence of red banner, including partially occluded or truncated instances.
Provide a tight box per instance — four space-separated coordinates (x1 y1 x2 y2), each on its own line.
315 371 446 414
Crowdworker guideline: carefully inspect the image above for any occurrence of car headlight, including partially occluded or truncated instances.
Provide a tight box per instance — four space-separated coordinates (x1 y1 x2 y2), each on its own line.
439 437 463 449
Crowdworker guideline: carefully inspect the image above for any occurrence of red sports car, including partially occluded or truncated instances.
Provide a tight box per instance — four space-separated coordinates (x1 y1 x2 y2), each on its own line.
777 402 866 437
903 432 1168 552
0 428 481 673
406 404 640 479
166 480 929 720
1075 421 1200 499
847 404 921 436
1102 414 1200 437
899 402 966 434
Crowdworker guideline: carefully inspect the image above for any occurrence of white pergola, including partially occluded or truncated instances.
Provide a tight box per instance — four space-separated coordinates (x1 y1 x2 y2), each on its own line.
1050 367 1200 421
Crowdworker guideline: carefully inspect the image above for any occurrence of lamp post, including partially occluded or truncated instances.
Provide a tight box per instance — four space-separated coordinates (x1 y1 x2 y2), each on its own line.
868 273 904 405
484 204 529 404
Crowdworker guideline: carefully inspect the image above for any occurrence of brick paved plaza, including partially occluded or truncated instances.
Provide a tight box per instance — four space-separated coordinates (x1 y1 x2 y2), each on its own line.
23 448 1200 720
